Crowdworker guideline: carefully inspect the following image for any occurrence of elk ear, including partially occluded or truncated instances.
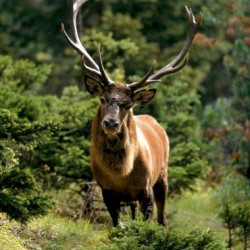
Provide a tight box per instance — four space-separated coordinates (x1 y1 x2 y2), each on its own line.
133 89 156 106
84 75 104 96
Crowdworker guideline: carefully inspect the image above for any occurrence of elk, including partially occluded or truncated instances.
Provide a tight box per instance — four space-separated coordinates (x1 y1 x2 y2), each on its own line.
61 0 201 227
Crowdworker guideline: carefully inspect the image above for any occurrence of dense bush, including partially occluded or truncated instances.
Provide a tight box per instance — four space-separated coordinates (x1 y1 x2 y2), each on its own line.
0 55 98 220
216 176 250 249
0 56 55 223
105 220 226 250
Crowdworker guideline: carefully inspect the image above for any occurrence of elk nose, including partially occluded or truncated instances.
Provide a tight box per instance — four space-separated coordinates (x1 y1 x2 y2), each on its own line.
104 119 119 129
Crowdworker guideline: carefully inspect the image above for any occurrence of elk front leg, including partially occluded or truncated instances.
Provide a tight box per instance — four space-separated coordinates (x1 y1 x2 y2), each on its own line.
102 189 121 226
130 201 137 220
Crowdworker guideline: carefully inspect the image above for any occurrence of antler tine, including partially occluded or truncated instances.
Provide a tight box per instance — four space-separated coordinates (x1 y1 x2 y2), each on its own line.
81 55 102 77
62 0 113 85
97 44 114 84
128 60 160 90
61 0 99 70
148 6 202 81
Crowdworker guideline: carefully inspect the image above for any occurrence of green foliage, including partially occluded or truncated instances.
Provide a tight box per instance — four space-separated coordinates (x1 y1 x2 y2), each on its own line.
200 0 250 183
82 29 139 70
34 85 97 188
224 39 250 178
0 168 53 224
200 98 236 180
0 55 52 122
0 54 98 219
224 39 250 116
169 142 207 194
105 220 226 250
0 56 55 223
216 176 250 249
0 110 54 146
0 115 55 223
0 55 51 93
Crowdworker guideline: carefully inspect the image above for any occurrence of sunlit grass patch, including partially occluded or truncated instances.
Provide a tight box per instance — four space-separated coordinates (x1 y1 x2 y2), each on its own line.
1 213 107 250
0 225 27 250
168 186 227 240
24 214 107 250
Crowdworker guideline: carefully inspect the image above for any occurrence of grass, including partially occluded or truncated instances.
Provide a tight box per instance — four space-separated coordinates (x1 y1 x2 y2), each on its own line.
0 225 27 250
1 214 108 250
0 186 229 249
168 187 226 236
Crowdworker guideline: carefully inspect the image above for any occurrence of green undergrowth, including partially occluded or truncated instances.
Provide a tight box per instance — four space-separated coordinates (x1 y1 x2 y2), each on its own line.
168 187 226 238
0 225 26 250
104 220 226 250
1 215 226 250
0 186 228 250
0 214 107 250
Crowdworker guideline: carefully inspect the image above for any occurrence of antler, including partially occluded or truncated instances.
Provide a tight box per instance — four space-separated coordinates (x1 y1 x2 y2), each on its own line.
128 6 202 90
61 0 113 85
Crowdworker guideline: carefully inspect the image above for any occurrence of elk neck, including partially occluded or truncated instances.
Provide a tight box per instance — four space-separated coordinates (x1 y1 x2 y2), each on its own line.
91 105 138 175
92 105 137 150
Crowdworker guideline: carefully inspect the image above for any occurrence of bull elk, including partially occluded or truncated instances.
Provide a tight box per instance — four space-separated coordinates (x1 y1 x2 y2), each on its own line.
61 0 201 227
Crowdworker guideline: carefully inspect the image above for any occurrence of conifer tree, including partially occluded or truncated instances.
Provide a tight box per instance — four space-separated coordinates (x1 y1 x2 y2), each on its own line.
0 56 54 223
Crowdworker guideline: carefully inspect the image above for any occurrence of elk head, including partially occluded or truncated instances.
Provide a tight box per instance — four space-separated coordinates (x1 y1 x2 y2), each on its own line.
84 75 156 135
61 0 202 135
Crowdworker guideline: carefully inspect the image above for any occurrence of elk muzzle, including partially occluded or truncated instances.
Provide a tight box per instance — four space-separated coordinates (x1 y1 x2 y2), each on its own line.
101 105 121 135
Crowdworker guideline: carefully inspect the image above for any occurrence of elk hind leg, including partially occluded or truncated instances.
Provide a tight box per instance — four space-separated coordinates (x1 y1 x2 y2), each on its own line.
153 179 168 227
139 188 154 221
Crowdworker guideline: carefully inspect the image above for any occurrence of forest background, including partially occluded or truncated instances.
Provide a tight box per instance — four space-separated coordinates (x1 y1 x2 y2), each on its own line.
0 0 249 249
